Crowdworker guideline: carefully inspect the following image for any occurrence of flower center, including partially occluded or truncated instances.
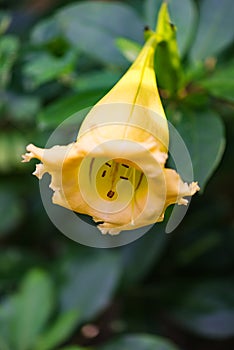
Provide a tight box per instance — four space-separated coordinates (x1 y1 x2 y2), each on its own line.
78 156 149 225
95 159 145 202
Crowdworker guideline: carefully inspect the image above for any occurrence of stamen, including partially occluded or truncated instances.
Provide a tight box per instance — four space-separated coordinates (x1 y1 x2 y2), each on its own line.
107 190 115 198
120 176 128 180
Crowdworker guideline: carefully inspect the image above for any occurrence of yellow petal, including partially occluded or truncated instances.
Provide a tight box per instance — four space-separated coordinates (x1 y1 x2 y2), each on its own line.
78 34 169 154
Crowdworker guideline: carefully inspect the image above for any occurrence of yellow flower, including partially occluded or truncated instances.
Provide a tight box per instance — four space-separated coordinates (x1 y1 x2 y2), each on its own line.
22 33 199 235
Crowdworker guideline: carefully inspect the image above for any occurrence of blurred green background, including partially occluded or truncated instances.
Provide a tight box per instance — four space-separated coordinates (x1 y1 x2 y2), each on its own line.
0 0 234 349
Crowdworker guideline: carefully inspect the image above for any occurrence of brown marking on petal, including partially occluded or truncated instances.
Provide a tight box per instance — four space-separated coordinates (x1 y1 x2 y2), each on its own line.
120 176 128 180
102 170 106 177
121 164 129 168
105 162 111 167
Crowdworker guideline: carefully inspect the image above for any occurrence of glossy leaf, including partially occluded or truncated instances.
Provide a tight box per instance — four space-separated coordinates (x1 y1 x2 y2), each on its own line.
99 334 180 350
6 93 40 122
11 270 54 350
0 35 19 88
190 0 234 61
121 223 166 286
30 17 70 57
198 61 234 102
23 51 77 89
55 1 144 65
31 17 64 45
35 310 79 350
168 110 225 189
0 12 11 34
38 90 106 129
0 249 43 292
74 70 122 92
0 190 23 236
0 336 11 350
0 131 28 172
168 279 234 339
60 250 121 321
0 295 18 346
60 347 89 350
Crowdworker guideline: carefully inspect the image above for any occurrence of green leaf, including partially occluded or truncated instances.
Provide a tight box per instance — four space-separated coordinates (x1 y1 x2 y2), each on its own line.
168 110 225 189
0 249 43 293
5 93 40 122
98 334 180 350
30 17 70 57
115 37 141 62
0 12 11 35
55 1 144 65
198 61 234 102
0 295 18 346
11 269 54 350
0 134 9 171
60 250 121 321
38 90 106 129
31 17 63 45
121 223 166 286
35 310 79 350
60 347 89 350
144 0 197 56
0 336 11 350
155 3 183 94
0 189 23 236
74 70 121 92
190 0 234 61
0 34 19 89
175 230 221 267
167 279 234 339
0 131 28 172
23 51 77 89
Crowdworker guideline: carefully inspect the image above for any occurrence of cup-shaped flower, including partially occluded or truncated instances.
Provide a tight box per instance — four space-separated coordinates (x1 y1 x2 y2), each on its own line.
22 34 199 235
